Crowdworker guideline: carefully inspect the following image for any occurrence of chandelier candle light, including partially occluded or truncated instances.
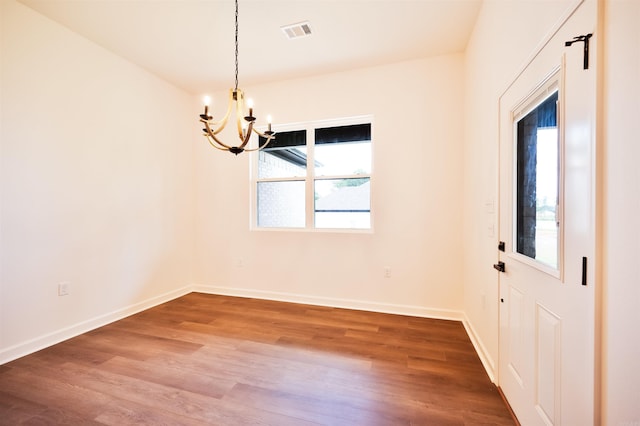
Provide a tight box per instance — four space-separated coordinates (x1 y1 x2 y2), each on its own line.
199 0 275 155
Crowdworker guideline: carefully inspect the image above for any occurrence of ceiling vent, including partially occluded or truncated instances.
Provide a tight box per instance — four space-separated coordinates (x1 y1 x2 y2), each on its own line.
281 21 312 39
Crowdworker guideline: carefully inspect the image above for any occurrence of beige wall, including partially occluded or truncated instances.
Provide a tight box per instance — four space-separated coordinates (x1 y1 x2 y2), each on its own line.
193 55 466 318
0 0 195 362
602 0 640 423
464 0 640 422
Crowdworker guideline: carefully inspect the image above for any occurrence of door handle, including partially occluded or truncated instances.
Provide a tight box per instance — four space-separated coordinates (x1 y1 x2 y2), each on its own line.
493 261 505 273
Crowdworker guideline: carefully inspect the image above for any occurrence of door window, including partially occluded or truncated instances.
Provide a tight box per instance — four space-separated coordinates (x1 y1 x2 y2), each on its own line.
514 85 560 270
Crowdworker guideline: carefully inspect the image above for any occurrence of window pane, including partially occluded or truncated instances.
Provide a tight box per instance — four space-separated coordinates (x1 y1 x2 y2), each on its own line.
314 178 370 229
258 130 307 179
314 142 371 177
258 148 307 179
257 181 305 228
516 91 559 268
315 124 371 176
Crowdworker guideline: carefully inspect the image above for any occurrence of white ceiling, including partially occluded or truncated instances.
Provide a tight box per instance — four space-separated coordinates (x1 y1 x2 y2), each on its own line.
19 0 483 95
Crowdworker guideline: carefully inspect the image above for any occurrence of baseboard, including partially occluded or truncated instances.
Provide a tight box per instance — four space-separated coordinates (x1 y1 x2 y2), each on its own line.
192 284 465 321
0 285 192 365
1 283 490 379
462 313 497 383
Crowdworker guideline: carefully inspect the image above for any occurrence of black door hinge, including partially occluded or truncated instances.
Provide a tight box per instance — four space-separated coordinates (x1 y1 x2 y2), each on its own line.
565 33 593 69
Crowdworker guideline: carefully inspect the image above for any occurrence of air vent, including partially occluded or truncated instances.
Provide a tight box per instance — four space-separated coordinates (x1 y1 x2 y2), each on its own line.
281 21 312 39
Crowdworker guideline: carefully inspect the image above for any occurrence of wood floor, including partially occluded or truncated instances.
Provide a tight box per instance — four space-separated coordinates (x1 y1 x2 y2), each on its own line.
0 293 515 425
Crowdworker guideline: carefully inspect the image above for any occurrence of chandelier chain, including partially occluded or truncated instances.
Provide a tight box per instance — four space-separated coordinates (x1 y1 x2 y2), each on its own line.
234 0 239 91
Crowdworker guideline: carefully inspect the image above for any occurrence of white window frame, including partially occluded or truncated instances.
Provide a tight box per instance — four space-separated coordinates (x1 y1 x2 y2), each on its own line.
509 69 564 279
250 115 374 232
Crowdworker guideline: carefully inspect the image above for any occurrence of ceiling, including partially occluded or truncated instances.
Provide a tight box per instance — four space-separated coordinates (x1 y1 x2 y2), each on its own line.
19 0 483 95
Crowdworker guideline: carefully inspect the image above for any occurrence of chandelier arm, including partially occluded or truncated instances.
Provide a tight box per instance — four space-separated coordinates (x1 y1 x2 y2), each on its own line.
251 128 276 139
238 121 254 149
200 116 228 130
200 118 228 133
235 91 246 140
198 90 234 137
205 127 235 150
243 136 276 152
210 89 235 135
201 121 233 149
206 136 232 151
243 129 276 152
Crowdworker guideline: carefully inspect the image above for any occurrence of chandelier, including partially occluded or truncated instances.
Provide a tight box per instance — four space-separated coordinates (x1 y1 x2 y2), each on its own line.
198 0 275 155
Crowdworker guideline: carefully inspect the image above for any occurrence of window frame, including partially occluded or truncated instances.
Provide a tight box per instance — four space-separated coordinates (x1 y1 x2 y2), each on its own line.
250 115 374 232
509 70 564 279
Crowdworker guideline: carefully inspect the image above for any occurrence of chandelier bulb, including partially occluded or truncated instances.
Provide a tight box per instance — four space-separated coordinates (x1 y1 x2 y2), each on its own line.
200 95 212 120
247 98 254 120
243 97 256 122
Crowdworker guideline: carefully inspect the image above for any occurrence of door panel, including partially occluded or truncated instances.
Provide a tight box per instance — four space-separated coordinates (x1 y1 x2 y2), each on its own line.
507 285 525 386
498 1 597 425
536 303 561 425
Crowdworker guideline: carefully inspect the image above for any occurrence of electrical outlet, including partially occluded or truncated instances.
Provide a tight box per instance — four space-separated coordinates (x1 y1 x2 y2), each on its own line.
384 266 391 278
58 282 70 296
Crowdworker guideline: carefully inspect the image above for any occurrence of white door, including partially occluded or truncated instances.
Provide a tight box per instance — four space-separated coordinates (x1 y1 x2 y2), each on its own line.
497 1 598 425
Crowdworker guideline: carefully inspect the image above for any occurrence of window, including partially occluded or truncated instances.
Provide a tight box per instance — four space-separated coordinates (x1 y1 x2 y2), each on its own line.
253 117 372 230
514 85 560 270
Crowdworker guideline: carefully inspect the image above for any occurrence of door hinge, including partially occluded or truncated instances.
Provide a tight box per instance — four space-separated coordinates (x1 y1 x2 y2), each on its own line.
565 33 593 69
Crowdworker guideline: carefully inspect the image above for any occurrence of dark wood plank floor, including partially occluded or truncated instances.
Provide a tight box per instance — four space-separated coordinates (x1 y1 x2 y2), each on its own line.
0 293 515 425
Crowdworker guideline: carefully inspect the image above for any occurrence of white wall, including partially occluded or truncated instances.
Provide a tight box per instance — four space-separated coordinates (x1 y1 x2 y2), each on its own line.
0 0 195 362
464 0 640 422
602 0 640 423
194 55 465 318
462 0 578 379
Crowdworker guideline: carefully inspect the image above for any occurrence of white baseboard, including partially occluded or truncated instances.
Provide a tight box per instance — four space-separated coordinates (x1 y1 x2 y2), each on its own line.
192 284 464 321
0 285 192 365
462 313 497 383
1 282 495 386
